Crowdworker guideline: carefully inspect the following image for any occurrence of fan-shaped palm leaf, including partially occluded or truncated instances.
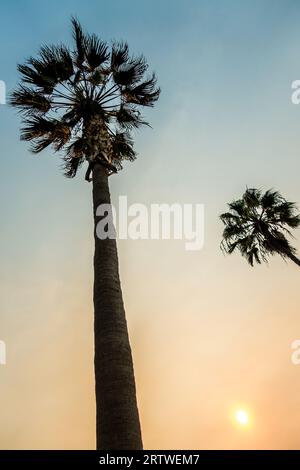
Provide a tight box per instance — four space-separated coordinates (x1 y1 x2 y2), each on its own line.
10 18 160 179
220 188 300 267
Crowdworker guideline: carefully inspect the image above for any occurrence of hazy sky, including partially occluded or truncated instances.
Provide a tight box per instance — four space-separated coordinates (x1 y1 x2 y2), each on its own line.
1 0 300 449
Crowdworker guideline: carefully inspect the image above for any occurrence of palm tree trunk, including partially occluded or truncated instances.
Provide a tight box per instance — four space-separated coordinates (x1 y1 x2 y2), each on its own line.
92 162 143 450
287 252 300 267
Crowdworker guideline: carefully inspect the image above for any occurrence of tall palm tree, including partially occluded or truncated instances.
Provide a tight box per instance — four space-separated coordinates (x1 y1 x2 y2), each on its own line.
220 188 300 267
10 18 160 449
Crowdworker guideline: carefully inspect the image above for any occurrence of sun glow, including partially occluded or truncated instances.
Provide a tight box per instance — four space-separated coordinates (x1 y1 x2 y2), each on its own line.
235 409 249 426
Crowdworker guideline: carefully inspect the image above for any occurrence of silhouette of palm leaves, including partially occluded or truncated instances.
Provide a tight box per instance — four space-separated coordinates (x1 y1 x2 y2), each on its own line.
10 18 160 178
220 188 300 267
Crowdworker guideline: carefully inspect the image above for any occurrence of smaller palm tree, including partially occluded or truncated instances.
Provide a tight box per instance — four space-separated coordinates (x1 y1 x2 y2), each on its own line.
220 188 300 267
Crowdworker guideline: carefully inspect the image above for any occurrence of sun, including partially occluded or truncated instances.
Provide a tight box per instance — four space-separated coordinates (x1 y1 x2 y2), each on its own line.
235 409 249 426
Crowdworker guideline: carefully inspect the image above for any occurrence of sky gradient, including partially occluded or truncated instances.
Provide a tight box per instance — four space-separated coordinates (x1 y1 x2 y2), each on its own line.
1 0 300 449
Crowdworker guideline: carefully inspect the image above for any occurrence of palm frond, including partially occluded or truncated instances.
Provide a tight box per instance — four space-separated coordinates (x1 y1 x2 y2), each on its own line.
261 189 281 209
11 17 160 179
222 224 246 240
65 136 85 160
220 212 242 224
111 131 136 169
220 187 300 267
33 45 74 82
20 116 71 152
71 17 87 68
123 73 160 106
10 85 51 114
63 154 84 178
18 44 74 94
85 34 109 71
228 200 246 217
17 64 55 94
111 42 129 70
88 70 106 86
115 105 147 130
113 56 148 86
244 188 261 208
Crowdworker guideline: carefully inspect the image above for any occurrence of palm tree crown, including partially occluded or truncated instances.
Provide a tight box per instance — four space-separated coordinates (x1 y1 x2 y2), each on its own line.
10 18 160 179
220 188 300 267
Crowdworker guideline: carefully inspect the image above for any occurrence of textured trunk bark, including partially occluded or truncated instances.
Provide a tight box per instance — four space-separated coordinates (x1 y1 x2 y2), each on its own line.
92 163 143 450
